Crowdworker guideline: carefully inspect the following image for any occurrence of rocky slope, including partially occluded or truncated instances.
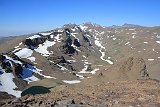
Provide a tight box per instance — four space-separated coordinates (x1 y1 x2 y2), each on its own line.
1 79 160 107
0 23 160 106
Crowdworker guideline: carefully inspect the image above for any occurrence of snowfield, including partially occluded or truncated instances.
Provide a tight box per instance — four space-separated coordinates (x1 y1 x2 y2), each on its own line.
14 48 36 62
0 66 21 98
15 48 33 58
35 40 56 56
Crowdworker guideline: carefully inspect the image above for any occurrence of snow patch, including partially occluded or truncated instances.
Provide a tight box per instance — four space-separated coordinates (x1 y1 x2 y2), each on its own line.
148 59 154 61
132 33 136 34
19 42 22 45
71 44 81 52
156 35 160 38
100 50 113 64
125 42 130 45
67 60 76 63
82 55 87 59
33 67 56 79
14 48 36 62
54 34 62 42
132 35 136 38
12 48 22 53
14 45 20 49
35 40 56 56
27 57 36 62
28 35 41 39
113 38 116 40
57 64 69 71
15 48 33 58
90 68 99 74
39 32 52 36
76 74 84 79
62 80 81 84
156 41 160 44
143 42 148 44
0 66 21 97
4 55 22 65
23 76 39 83
79 25 88 31
94 35 113 64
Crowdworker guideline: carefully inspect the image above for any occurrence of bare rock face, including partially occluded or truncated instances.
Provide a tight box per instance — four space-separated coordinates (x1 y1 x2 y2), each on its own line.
48 55 75 71
118 57 149 80
61 36 76 55
73 39 81 47
62 43 76 55
0 54 23 78
12 63 23 78
48 56 67 64
24 37 46 49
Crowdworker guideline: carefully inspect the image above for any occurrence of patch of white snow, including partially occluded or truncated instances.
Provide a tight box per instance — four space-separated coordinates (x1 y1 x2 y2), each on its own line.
35 40 56 56
62 80 81 84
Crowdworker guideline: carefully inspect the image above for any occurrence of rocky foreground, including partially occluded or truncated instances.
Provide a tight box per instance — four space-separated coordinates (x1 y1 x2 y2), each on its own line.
1 79 160 107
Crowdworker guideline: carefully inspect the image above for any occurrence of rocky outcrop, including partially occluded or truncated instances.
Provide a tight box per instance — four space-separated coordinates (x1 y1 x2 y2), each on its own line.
59 37 76 55
0 54 22 77
118 57 149 79
48 55 75 71
0 54 38 79
83 33 92 46
0 54 6 62
65 28 72 36
62 43 76 55
12 63 23 78
48 56 67 64
24 37 46 49
73 39 81 47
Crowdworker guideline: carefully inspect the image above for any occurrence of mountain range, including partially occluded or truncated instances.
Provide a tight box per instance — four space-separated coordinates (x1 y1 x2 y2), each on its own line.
0 23 160 107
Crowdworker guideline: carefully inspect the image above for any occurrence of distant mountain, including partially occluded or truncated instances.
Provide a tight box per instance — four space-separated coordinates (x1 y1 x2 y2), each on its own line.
122 23 143 27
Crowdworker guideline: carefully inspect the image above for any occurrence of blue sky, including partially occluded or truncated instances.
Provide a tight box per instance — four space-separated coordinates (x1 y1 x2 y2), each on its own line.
0 0 160 37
